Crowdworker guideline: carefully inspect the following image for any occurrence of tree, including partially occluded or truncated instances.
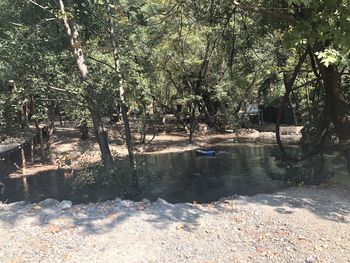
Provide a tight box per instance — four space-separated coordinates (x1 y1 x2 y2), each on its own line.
233 0 350 172
55 0 115 171
105 0 136 174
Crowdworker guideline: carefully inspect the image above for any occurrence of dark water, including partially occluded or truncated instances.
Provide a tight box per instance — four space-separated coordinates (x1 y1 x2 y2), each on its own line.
1 143 349 204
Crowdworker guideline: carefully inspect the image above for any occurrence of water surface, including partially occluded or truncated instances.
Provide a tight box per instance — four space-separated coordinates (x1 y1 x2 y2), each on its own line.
1 143 348 204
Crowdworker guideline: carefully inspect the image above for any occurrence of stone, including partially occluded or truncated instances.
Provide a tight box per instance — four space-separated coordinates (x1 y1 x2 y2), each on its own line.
114 198 122 203
120 200 134 207
58 200 73 210
305 256 315 263
157 198 174 207
7 201 27 209
42 209 61 222
142 198 151 205
157 198 167 204
38 198 59 208
16 208 29 214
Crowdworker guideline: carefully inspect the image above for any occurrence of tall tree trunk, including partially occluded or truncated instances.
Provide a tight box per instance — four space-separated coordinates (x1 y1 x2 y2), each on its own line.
90 106 113 168
47 101 55 150
20 99 29 128
34 120 45 161
105 0 136 173
189 105 196 142
58 104 63 126
317 63 350 140
58 0 114 172
313 43 350 172
31 96 45 162
276 50 308 160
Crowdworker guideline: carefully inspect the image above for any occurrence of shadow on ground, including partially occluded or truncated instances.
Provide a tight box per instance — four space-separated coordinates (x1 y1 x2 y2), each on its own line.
0 199 209 234
0 186 349 237
242 186 350 223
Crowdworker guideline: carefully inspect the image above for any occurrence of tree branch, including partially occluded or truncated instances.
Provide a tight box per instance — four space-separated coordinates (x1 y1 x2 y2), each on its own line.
28 0 55 16
47 85 79 94
233 2 298 24
86 56 115 70
292 77 322 91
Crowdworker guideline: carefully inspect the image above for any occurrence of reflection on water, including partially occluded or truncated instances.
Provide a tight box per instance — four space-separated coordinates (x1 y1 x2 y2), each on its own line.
1 143 348 204
135 144 286 203
1 169 72 203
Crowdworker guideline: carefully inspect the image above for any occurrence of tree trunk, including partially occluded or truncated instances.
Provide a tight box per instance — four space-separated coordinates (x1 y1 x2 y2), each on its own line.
105 0 136 173
314 46 350 172
276 50 308 160
57 0 114 172
47 102 55 150
80 121 89 140
58 105 63 126
20 146 26 175
34 120 45 161
20 99 29 128
189 105 196 142
140 113 147 144
318 65 350 140
312 42 350 172
90 110 114 171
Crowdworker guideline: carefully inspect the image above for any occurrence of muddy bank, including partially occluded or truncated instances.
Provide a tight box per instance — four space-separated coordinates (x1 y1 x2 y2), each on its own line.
0 185 349 262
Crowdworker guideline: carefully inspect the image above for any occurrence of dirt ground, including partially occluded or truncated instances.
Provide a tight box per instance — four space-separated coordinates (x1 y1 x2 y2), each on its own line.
0 185 349 263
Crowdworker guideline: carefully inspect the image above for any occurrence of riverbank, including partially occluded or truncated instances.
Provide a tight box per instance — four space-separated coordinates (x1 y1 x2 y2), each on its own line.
1 124 302 177
11 125 301 175
0 185 349 262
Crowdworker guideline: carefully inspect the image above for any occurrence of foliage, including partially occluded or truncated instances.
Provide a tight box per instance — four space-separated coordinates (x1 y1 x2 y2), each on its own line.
0 0 349 181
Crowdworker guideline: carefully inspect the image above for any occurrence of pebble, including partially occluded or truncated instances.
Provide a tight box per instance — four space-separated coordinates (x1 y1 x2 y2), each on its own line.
305 256 315 263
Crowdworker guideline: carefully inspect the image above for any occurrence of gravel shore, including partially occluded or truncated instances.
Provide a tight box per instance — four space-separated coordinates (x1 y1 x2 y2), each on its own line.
0 185 349 263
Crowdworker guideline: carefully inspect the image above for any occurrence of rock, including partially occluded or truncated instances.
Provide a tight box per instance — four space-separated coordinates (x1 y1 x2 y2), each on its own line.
58 200 72 210
157 198 174 207
305 256 315 263
16 208 30 214
39 198 59 208
7 201 27 209
120 200 134 207
114 198 122 203
41 207 61 222
157 198 167 204
142 198 151 205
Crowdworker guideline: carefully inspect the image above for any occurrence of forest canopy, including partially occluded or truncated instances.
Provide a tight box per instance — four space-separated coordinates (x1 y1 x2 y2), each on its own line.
0 0 349 175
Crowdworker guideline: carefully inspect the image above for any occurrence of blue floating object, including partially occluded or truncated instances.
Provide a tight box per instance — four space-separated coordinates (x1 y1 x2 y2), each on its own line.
195 149 216 156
